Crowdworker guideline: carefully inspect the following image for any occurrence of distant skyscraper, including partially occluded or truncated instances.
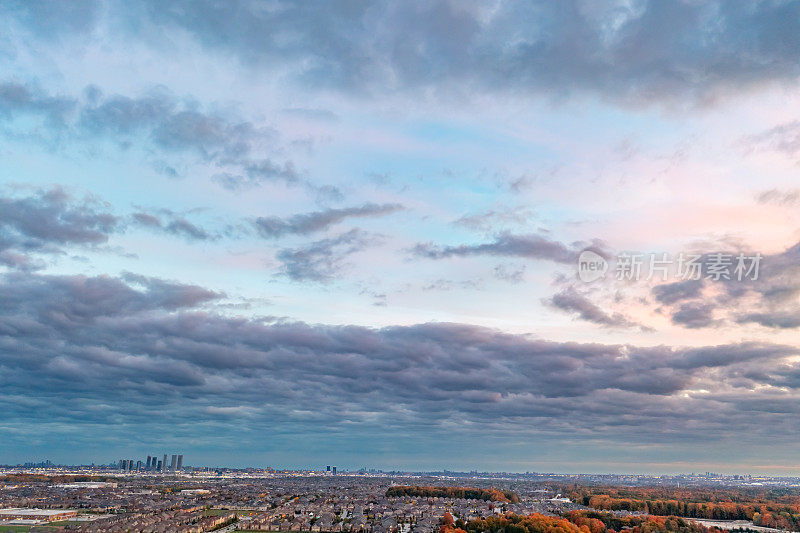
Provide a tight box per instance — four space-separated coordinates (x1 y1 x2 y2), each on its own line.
156 459 162 471
146 456 152 469
327 465 331 472
162 454 167 472
152 454 158 470
136 460 142 471
119 459 124 471
177 455 183 470
332 466 337 474
170 454 177 471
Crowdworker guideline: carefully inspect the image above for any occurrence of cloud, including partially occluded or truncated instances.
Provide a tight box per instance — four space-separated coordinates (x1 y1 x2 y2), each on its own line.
454 207 535 232
671 301 718 329
0 187 119 268
492 264 526 284
652 279 704 305
413 232 591 264
212 160 300 191
0 82 310 192
0 188 227 268
756 188 800 206
254 203 403 238
276 229 375 282
0 188 117 244
131 210 213 241
9 1 800 106
0 271 222 325
546 287 639 329
164 218 211 241
0 187 230 269
737 312 800 329
79 88 282 173
2 269 800 458
4 0 100 41
742 121 800 159
422 278 483 292
79 89 177 136
0 81 75 126
650 241 800 329
131 212 162 228
120 272 224 310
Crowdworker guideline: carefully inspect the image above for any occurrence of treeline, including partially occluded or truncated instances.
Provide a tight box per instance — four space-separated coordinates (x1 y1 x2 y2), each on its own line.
565 511 724 533
386 485 520 503
441 512 725 533
559 485 800 531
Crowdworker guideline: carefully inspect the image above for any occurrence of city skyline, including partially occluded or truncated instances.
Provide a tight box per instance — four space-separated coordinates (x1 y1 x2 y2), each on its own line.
0 458 786 480
3 1 800 474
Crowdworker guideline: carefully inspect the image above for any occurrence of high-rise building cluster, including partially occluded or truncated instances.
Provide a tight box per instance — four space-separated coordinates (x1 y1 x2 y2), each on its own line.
118 453 183 472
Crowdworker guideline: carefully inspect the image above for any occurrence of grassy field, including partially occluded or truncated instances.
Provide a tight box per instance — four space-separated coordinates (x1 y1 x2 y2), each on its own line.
0 526 45 533
206 509 263 517
205 508 235 516
0 521 91 532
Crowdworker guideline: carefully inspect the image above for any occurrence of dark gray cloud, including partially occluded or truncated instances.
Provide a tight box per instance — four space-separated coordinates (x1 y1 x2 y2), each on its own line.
131 210 213 241
0 188 117 244
652 279 704 305
0 82 269 162
254 203 403 239
2 270 800 460
0 188 231 269
650 241 800 329
0 81 75 126
79 90 177 136
164 218 211 241
78 88 282 176
738 311 800 329
0 249 44 271
0 188 119 268
276 229 375 282
0 187 229 269
671 302 718 329
547 287 639 329
1 189 401 272
413 233 590 264
0 271 221 325
131 212 162 228
9 1 800 105
0 82 310 192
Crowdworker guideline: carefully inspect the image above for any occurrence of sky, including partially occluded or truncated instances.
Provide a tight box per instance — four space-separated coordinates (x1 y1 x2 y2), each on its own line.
2 0 800 474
